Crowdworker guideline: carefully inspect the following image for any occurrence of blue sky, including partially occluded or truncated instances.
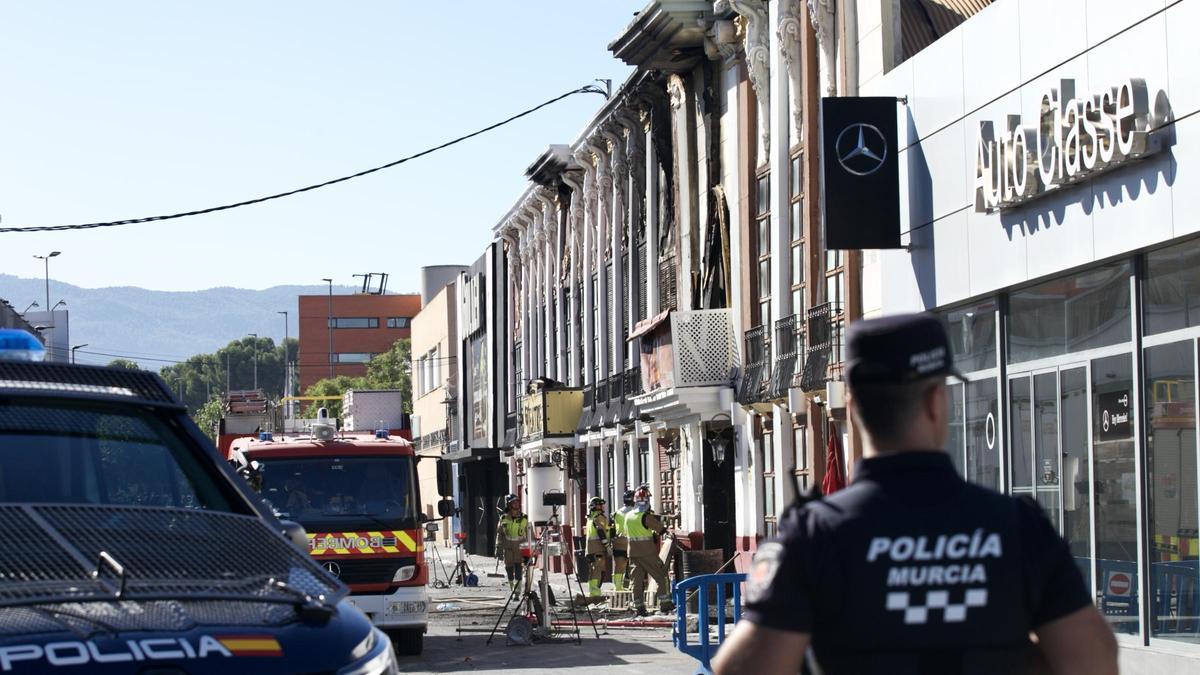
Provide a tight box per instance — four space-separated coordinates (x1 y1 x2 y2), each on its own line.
0 2 638 293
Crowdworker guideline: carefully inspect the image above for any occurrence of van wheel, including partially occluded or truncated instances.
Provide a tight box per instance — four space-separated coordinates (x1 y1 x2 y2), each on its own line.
388 628 423 656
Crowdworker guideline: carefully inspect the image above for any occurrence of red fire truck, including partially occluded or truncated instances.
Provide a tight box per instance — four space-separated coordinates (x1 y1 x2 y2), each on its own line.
229 422 431 655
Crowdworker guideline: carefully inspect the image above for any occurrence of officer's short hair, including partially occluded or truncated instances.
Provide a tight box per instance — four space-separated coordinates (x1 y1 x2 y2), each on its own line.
849 376 943 439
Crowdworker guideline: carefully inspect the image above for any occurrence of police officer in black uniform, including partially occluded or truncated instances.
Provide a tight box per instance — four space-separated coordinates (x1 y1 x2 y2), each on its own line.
714 313 1117 675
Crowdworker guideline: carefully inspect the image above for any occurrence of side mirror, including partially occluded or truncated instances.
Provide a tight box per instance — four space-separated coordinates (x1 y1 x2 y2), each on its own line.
437 498 456 518
280 520 308 550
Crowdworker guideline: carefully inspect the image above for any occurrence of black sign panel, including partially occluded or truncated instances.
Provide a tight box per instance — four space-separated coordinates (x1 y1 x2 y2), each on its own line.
821 97 902 250
1096 390 1132 442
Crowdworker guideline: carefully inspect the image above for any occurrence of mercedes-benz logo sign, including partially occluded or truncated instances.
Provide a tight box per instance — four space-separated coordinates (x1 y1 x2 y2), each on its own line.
323 561 341 578
835 123 888 176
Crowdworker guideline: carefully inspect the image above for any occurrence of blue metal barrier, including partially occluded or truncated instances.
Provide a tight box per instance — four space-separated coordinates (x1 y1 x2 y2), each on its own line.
673 572 747 675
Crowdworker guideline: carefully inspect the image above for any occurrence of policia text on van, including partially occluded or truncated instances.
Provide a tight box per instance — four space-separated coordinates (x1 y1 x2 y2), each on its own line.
0 334 400 674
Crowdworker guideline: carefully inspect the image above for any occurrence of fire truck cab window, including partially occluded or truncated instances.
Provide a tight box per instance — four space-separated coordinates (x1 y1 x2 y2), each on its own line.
257 456 418 531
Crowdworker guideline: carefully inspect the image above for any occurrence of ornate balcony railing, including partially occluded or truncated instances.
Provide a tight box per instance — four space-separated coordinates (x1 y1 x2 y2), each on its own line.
768 315 804 400
736 324 770 405
624 366 643 398
799 302 842 392
582 383 594 409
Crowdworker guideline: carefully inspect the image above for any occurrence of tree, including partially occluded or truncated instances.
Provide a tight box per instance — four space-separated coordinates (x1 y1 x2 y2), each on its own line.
365 338 412 412
301 375 368 420
191 395 224 442
159 337 298 413
107 359 141 370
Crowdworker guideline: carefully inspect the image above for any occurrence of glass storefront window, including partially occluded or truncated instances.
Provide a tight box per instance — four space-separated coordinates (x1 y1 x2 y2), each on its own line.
1144 239 1200 335
1008 261 1131 363
1060 367 1092 591
966 379 1000 491
1034 373 1062 532
1092 353 1138 635
1010 378 1033 492
942 301 997 373
1145 341 1198 643
947 382 966 476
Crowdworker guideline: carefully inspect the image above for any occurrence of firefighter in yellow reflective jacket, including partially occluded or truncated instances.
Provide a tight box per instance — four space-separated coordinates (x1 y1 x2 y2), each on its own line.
628 484 670 616
610 489 635 591
585 497 610 598
496 494 530 591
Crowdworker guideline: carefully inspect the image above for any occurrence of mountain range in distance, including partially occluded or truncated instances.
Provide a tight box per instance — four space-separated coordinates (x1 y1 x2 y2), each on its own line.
0 274 369 371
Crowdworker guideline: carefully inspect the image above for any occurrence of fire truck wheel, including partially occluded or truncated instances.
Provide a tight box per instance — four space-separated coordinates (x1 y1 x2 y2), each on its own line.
388 628 424 656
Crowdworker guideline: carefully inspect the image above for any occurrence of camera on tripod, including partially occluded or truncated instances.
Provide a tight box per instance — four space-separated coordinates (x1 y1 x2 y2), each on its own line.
541 489 567 507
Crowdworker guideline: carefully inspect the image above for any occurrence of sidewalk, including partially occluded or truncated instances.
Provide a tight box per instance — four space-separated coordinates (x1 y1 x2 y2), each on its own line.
407 543 695 674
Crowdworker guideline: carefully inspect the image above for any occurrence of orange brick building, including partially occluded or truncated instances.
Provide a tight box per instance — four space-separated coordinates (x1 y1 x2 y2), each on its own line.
297 293 421 390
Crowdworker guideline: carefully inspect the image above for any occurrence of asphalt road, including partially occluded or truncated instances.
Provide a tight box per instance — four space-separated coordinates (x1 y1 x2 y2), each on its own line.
397 545 696 674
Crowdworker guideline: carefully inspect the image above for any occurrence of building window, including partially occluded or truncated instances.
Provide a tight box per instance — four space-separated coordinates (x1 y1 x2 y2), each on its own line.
638 439 650 487
761 427 776 537
332 352 374 364
792 425 809 494
328 317 379 329
754 172 771 328
386 317 411 329
790 153 805 318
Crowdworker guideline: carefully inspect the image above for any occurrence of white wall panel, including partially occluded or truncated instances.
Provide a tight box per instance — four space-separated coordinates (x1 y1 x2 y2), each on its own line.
1085 0 1166 50
1171 115 1200 237
1018 0 1089 82
879 248 928 313
911 28 964 140
932 210 971 306
918 125 969 221
1165 0 1200 120
960 0 1022 112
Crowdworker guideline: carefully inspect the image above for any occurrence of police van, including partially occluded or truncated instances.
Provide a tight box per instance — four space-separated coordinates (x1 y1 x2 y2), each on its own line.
0 330 399 674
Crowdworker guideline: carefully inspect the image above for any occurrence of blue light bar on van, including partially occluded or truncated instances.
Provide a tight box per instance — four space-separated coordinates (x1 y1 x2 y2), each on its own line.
0 329 46 362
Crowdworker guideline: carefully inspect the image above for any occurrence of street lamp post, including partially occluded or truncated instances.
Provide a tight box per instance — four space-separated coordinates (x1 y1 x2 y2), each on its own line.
22 301 38 314
71 343 88 364
33 252 61 361
322 278 334 378
248 334 259 390
51 300 66 312
32 251 61 312
277 310 289 417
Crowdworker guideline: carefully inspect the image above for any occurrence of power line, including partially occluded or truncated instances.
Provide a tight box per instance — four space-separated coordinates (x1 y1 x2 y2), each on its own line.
1 85 607 234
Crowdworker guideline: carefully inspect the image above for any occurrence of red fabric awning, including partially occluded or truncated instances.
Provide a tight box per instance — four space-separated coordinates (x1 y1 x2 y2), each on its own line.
627 310 671 341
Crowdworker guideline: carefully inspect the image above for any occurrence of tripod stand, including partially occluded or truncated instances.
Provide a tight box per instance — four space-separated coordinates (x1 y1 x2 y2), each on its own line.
486 504 599 645
424 526 452 589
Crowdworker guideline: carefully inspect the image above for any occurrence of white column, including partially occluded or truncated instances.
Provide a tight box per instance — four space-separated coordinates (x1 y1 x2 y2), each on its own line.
605 126 627 376
563 173 584 387
620 113 644 368
589 136 611 381
576 149 597 386
668 75 695 311
644 121 661 316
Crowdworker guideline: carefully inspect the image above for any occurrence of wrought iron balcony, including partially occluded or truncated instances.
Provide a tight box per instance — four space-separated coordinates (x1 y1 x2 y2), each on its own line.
582 383 594 409
518 388 584 444
799 302 842 392
609 372 624 403
736 324 770 405
596 377 610 405
624 366 643 398
768 315 804 400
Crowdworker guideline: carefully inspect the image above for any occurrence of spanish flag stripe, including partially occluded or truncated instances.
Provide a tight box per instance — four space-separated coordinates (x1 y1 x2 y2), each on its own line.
218 636 283 655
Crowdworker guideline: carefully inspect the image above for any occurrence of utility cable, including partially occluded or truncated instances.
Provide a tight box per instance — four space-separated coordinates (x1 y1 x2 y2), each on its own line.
1 85 607 234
